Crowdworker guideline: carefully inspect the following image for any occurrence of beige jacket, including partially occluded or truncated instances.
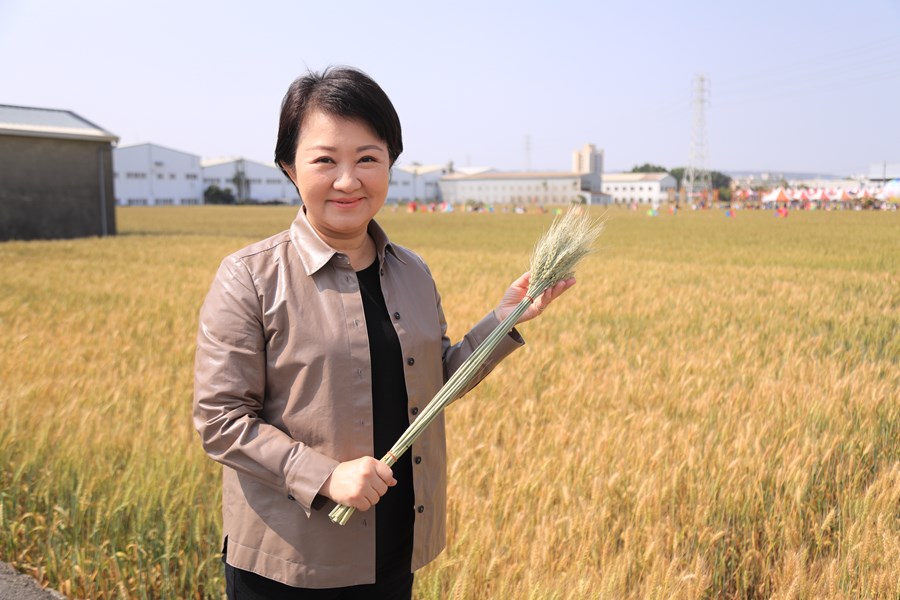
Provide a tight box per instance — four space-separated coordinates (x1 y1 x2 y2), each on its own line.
193 209 523 588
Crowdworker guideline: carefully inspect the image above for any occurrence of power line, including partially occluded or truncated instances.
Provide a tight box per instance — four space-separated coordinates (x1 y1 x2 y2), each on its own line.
642 34 900 133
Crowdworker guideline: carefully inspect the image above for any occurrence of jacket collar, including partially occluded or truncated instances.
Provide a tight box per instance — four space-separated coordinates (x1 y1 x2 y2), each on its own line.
289 207 404 276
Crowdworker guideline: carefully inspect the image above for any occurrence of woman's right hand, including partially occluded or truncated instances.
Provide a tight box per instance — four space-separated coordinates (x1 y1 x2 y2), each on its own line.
321 457 397 511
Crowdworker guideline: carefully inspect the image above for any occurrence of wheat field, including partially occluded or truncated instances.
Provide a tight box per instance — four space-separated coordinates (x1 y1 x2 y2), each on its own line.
0 206 897 599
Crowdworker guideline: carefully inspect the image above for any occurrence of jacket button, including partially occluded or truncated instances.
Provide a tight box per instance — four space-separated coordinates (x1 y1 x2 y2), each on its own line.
393 312 401 319
414 456 422 464
417 505 425 513
287 494 295 501
410 407 419 416
407 357 415 366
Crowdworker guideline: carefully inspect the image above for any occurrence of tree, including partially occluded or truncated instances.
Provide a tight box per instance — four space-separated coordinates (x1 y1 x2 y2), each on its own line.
204 185 236 205
668 168 731 194
670 167 685 190
631 163 668 173
231 171 249 203
710 171 732 190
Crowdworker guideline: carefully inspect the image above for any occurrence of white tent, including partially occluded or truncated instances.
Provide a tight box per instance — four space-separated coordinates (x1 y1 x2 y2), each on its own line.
761 187 791 204
833 189 852 202
877 179 900 202
809 189 831 202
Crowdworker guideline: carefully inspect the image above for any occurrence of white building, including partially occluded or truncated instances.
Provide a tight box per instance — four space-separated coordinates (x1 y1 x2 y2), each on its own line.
868 162 900 183
439 144 606 205
388 164 449 204
602 172 677 205
784 177 864 191
201 158 297 204
113 143 203 206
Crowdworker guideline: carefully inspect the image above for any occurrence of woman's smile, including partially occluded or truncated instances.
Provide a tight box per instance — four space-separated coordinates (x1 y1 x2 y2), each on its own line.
284 109 390 248
330 196 364 206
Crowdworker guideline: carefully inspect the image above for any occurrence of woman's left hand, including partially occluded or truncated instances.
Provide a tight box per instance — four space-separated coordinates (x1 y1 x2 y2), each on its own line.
495 271 576 325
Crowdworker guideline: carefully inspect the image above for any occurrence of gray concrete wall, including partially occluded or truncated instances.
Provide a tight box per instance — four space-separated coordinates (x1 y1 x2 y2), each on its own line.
0 135 116 241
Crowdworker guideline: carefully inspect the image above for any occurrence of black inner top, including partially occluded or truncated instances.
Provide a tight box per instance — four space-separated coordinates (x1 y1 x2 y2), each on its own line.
356 258 415 575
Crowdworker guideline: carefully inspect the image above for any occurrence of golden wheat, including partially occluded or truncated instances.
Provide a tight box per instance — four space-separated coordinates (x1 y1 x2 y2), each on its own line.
0 206 897 598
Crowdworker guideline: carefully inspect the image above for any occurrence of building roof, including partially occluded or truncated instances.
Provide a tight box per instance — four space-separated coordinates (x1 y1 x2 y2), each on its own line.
116 142 200 159
603 172 673 183
394 164 447 176
0 104 118 143
443 170 582 182
200 156 243 168
868 162 900 181
453 166 495 175
200 157 280 169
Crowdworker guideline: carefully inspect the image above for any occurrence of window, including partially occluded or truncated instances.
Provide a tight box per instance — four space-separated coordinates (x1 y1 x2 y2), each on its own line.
157 174 164 180
169 174 176 179
185 174 198 180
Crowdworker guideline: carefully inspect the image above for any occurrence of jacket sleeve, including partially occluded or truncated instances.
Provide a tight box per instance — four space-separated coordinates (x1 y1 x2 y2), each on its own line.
192 257 339 516
435 279 525 399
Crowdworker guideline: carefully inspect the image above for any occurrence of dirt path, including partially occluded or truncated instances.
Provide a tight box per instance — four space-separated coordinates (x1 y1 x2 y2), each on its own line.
0 562 65 600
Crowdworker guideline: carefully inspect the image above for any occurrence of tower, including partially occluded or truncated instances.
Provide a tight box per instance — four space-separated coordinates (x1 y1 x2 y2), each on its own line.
572 144 603 194
572 143 602 175
684 75 712 206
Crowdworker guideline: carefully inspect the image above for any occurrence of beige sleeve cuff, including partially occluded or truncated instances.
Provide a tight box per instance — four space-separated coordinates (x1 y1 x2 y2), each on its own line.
284 446 341 517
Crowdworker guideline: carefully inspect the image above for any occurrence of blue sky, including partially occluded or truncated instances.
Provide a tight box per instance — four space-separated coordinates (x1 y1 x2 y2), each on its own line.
2 0 898 176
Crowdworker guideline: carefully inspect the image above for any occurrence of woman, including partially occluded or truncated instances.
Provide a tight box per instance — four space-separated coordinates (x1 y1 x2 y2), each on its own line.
193 66 574 599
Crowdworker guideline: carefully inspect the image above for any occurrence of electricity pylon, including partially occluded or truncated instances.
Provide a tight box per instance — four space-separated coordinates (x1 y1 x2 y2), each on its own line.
684 75 712 205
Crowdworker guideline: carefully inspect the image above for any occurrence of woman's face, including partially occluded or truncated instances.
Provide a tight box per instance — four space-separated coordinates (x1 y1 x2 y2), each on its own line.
287 109 390 245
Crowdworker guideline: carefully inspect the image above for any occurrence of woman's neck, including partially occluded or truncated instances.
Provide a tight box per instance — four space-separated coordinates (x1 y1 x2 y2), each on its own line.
303 209 377 270
328 232 376 271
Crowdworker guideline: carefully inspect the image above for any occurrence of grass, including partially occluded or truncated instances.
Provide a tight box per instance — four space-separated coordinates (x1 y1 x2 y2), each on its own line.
0 205 897 598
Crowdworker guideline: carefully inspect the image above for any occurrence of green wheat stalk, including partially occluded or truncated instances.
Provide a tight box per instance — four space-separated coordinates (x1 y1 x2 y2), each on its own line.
329 209 604 525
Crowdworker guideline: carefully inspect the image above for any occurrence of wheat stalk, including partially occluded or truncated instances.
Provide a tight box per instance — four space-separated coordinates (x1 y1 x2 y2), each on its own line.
329 208 604 525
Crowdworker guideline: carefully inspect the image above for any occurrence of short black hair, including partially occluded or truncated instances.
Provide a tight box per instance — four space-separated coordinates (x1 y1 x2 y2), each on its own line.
274 66 403 181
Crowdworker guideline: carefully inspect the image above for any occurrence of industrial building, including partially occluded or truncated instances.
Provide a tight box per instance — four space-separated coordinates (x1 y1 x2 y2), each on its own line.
601 172 677 205
868 162 900 183
201 158 297 204
438 145 606 205
0 104 117 240
388 164 448 204
113 143 203 206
